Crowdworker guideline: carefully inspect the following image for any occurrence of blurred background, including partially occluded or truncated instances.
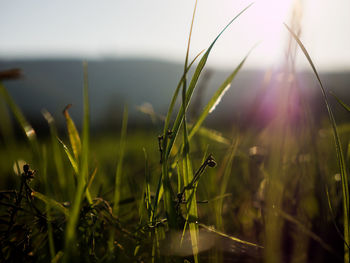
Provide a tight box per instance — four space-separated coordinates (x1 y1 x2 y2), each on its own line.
0 0 349 131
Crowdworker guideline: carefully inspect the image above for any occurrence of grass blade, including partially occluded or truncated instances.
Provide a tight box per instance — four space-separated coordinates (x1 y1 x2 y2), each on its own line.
198 223 263 248
42 109 67 192
32 191 69 217
165 3 253 159
57 138 79 175
0 82 39 158
188 48 254 140
285 23 350 263
112 105 128 216
109 105 128 253
63 104 81 161
331 91 350 112
64 61 92 261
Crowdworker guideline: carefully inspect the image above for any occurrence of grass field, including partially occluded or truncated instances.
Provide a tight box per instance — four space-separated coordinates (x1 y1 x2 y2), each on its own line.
0 3 349 263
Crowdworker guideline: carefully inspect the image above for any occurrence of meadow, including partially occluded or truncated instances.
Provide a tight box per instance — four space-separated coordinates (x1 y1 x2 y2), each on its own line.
0 3 349 263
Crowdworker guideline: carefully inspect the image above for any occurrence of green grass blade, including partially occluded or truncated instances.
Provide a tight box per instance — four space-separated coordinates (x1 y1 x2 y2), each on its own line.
57 138 79 175
196 126 230 145
285 23 350 262
198 223 263 248
63 105 81 161
0 82 40 157
81 62 92 204
143 148 153 219
165 3 253 159
64 62 92 261
112 105 128 216
276 207 339 258
331 91 350 112
162 49 205 142
109 105 128 253
32 191 69 217
152 50 204 224
180 1 200 259
41 145 56 259
216 140 238 230
188 49 253 140
42 110 67 191
181 154 201 260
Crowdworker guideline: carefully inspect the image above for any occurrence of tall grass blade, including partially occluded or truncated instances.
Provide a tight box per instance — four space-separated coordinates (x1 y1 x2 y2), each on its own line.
163 49 205 137
143 148 153 219
188 49 253 140
216 140 238 230
64 61 92 261
331 91 350 112
285 23 350 263
81 61 92 204
112 105 128 216
109 105 128 253
151 50 204 225
42 109 67 192
276 207 340 259
180 1 200 260
57 138 79 175
0 82 40 157
165 3 253 159
41 145 56 259
32 191 69 217
198 223 263 248
63 104 81 160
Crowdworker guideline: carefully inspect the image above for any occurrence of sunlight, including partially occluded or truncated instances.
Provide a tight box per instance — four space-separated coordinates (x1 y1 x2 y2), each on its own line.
242 0 295 65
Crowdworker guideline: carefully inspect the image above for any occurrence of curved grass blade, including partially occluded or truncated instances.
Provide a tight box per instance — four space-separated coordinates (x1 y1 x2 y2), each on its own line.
42 109 67 191
198 223 263 248
57 138 79 175
189 48 254 140
216 140 238 230
109 105 128 253
163 49 205 137
0 82 39 157
165 3 253 159
64 62 92 261
41 145 56 259
63 104 81 160
32 191 69 217
276 207 341 260
112 105 128 216
87 166 98 190
285 23 349 263
330 91 350 112
181 1 200 260
326 186 350 249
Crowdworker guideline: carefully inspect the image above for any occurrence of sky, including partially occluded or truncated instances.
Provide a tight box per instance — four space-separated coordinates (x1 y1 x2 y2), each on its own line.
1 0 350 71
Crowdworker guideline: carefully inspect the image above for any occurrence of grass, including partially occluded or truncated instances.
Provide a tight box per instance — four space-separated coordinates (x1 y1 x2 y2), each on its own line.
0 2 349 263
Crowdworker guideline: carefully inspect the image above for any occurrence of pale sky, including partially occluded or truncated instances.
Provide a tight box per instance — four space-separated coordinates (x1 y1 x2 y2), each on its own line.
1 0 349 71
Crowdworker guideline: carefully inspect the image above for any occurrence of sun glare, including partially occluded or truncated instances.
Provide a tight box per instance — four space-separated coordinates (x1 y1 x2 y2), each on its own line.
243 0 295 65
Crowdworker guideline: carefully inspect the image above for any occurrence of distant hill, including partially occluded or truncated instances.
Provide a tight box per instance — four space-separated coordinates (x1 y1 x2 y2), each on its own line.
0 58 349 131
